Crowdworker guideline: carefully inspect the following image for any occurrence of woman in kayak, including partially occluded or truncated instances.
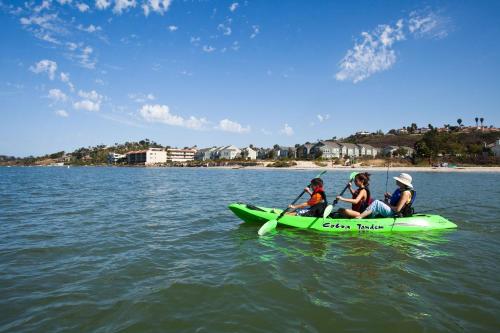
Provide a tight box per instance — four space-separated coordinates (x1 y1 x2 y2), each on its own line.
335 172 371 218
287 177 327 217
356 173 415 219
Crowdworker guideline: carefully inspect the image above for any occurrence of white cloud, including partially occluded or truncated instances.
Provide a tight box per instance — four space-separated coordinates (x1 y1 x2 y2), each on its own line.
202 45 216 53
231 41 239 51
76 2 90 12
336 19 404 83
34 1 51 12
66 42 78 50
142 0 171 16
48 88 68 102
260 128 272 136
167 25 178 32
78 24 102 33
218 23 232 36
250 25 260 39
57 0 73 4
95 0 111 10
229 3 239 12
30 59 57 80
217 119 250 133
139 104 208 130
74 100 100 111
113 0 136 14
190 36 201 45
60 72 70 83
128 92 155 103
280 123 294 136
55 109 69 117
409 11 448 39
78 89 103 102
19 13 64 44
317 114 330 122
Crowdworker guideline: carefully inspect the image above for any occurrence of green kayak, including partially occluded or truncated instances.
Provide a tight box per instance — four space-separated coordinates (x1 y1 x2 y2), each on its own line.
228 203 458 233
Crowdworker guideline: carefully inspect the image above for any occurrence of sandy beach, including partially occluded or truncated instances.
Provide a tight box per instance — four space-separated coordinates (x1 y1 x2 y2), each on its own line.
226 161 500 172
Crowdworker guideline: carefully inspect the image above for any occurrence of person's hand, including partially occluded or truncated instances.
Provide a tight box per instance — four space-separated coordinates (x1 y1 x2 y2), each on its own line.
288 204 295 209
304 187 310 192
336 195 342 201
347 182 352 188
384 192 391 198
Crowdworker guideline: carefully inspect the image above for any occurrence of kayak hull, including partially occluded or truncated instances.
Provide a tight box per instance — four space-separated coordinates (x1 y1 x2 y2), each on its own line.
228 203 458 233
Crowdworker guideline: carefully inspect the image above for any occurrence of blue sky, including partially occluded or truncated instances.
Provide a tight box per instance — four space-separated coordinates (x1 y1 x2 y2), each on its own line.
1 0 499 156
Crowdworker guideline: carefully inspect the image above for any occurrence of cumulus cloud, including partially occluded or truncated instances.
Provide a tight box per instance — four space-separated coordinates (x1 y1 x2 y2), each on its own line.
140 104 209 130
73 89 103 111
95 0 111 10
336 19 404 83
217 119 250 133
142 0 171 16
77 24 102 33
167 25 178 32
128 92 155 103
317 114 330 122
74 100 100 111
113 0 136 14
250 25 260 39
60 72 75 91
55 109 69 117
78 89 103 102
30 59 57 80
76 2 90 12
280 123 294 136
48 88 68 102
218 22 232 36
229 3 239 12
20 13 64 44
336 10 449 83
202 45 216 53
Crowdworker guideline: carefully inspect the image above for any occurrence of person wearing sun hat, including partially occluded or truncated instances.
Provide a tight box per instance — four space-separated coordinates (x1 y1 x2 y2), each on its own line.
356 173 416 219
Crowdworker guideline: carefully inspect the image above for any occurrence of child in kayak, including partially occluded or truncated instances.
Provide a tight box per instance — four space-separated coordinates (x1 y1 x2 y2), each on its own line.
356 173 415 219
335 172 371 218
287 177 327 217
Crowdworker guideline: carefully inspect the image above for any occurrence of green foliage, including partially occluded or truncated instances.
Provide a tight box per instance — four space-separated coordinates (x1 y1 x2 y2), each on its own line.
267 160 297 168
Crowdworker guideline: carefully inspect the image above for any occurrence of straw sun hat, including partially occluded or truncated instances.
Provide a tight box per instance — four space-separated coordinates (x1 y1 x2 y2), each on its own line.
393 173 413 189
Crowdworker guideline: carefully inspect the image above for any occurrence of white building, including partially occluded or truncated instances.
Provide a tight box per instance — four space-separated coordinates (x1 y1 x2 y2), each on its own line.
338 143 360 158
492 139 500 156
356 144 377 158
241 147 257 160
195 147 217 161
127 148 167 165
167 148 196 162
220 145 241 159
108 152 126 164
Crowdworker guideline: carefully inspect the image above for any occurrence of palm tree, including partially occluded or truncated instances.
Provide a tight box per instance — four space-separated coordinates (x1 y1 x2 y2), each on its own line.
480 117 484 127
457 118 462 127
475 117 479 127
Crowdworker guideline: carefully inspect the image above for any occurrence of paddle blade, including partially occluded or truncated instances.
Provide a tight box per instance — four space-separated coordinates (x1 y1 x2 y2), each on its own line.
349 171 358 180
323 205 333 219
258 220 277 236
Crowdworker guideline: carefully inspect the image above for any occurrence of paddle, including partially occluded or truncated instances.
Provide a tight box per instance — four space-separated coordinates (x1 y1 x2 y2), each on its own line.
322 172 359 218
258 170 327 236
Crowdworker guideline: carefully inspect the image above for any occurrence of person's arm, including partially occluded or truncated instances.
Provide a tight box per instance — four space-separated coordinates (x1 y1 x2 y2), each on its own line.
289 202 309 210
347 183 355 195
390 191 411 212
337 189 366 204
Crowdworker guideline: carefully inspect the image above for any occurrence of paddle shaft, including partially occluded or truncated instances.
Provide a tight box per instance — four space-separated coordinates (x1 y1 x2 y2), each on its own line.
332 182 351 206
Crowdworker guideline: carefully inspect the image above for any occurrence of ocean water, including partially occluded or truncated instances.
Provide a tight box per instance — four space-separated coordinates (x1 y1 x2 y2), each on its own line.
0 167 499 332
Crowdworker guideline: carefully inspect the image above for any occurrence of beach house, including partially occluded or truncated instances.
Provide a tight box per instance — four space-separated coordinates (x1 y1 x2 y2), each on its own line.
338 143 360 158
296 143 314 159
310 141 341 159
219 145 241 159
195 147 217 161
126 148 167 165
240 147 257 160
356 144 377 158
167 148 196 162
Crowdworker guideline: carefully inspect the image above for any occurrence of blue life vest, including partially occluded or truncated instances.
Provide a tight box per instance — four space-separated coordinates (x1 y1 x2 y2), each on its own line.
390 188 416 217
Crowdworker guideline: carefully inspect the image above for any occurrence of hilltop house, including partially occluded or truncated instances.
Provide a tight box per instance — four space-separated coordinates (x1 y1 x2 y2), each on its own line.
108 152 126 164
